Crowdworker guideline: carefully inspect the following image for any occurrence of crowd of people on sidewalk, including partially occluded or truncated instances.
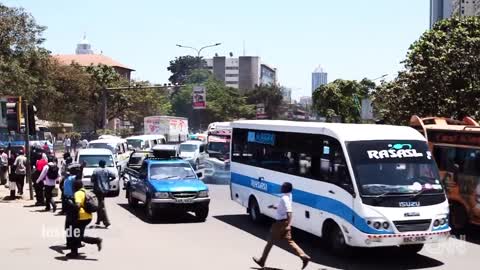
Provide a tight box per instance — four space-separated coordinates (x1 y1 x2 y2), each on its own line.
0 138 111 259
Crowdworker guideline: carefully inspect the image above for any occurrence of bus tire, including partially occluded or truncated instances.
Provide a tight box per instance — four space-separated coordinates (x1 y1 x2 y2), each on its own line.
450 202 468 232
248 197 265 224
399 244 424 256
325 222 350 256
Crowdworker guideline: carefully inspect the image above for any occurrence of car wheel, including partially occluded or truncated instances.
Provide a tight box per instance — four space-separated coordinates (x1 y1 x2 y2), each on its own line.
195 206 209 222
248 197 265 224
145 198 155 221
128 191 138 208
399 244 424 256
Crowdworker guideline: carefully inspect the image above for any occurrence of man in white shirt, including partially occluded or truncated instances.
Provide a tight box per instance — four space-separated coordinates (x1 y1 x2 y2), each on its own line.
64 137 71 153
253 182 310 269
0 148 9 185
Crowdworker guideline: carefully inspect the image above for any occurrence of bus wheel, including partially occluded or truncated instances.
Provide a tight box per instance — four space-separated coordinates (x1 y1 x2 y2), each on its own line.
248 197 264 224
328 223 350 256
399 244 424 256
450 203 468 232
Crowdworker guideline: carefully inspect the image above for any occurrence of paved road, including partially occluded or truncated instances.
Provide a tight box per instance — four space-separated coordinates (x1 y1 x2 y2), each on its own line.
1 184 480 270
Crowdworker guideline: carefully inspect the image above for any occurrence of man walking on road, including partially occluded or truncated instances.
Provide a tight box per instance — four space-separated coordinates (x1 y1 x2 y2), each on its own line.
64 136 71 154
91 160 114 228
0 148 9 186
13 150 27 196
67 180 102 258
253 182 311 269
36 158 59 212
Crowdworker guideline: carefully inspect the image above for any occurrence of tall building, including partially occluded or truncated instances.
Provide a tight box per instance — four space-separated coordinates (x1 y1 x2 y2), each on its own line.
431 0 480 28
205 56 277 92
452 0 477 16
430 0 454 28
280 87 292 104
311 65 327 93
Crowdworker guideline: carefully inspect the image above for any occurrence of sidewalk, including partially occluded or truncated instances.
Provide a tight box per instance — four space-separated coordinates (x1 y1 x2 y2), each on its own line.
0 181 35 202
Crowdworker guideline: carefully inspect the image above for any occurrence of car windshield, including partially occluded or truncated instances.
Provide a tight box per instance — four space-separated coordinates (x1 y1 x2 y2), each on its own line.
127 139 143 150
179 144 197 153
347 140 443 195
88 143 115 153
149 163 196 180
79 155 114 168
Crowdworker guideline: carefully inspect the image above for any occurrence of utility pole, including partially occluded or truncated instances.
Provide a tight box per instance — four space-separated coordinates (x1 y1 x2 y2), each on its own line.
23 99 33 200
102 88 108 129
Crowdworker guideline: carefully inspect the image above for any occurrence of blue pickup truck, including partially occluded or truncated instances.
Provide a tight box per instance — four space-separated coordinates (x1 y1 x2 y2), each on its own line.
124 148 210 222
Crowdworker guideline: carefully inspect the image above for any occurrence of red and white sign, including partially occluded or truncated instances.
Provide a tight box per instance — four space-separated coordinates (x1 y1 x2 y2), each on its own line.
256 103 267 119
193 85 206 109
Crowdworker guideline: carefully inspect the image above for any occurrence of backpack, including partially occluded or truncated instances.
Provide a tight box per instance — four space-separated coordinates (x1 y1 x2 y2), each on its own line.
82 190 99 213
47 164 59 179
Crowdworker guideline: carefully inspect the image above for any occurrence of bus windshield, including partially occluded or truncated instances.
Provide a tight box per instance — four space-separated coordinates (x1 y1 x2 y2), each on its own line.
347 140 443 195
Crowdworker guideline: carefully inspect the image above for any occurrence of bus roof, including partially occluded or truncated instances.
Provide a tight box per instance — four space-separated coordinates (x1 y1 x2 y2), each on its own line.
232 120 426 142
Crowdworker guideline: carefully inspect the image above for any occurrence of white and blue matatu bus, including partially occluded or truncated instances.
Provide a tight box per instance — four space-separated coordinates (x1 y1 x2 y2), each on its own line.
230 120 451 254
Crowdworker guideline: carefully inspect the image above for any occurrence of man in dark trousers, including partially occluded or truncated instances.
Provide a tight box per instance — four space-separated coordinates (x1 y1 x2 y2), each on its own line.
91 160 115 228
253 182 311 269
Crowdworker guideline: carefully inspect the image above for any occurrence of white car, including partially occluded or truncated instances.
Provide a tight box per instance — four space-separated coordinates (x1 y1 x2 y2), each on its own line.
178 140 208 170
75 149 121 197
88 138 131 173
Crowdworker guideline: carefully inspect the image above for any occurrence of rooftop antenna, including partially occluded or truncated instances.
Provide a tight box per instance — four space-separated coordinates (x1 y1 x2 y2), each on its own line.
243 40 246 56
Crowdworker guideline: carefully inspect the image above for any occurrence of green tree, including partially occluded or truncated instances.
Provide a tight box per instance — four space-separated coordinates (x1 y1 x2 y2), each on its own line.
0 3 51 101
167 56 206 84
312 79 373 123
372 16 480 124
246 84 284 119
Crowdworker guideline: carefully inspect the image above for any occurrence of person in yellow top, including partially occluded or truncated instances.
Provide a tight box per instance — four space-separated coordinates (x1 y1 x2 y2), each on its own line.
67 180 103 258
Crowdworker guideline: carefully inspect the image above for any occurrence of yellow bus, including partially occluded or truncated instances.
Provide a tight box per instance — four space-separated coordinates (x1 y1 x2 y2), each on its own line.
410 115 480 230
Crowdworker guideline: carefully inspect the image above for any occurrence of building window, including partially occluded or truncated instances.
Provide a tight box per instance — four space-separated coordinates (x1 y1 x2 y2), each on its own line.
225 74 238 77
226 81 238 85
226 66 239 70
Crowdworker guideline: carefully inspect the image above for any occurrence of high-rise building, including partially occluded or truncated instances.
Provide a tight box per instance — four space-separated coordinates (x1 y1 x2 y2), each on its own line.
430 0 454 28
452 0 477 16
311 65 328 93
205 56 276 92
431 0 480 28
280 87 292 104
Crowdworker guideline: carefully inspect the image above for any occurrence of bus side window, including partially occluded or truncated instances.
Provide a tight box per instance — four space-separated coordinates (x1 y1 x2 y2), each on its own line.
328 140 353 190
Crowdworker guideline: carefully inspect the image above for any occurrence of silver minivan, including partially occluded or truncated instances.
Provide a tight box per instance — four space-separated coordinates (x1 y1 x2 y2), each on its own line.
178 140 208 169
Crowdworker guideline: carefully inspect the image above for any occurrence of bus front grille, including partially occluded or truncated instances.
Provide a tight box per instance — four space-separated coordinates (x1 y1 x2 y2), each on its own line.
393 219 432 232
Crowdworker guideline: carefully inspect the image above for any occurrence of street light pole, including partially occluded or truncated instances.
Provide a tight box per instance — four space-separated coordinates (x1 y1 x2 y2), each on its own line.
176 43 222 57
176 43 221 131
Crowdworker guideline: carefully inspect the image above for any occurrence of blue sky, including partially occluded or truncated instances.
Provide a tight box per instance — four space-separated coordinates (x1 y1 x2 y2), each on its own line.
4 0 429 100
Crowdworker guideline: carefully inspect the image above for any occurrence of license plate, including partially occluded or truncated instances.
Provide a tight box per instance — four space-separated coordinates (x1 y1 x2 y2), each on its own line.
176 198 193 204
403 236 426 243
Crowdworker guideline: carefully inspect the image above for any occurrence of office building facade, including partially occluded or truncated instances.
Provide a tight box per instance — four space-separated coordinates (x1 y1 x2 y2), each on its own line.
205 56 276 91
311 65 328 93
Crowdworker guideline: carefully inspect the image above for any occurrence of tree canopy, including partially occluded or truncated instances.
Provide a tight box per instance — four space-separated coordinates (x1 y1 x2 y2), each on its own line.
246 84 284 119
373 16 480 124
312 79 373 123
167 56 206 84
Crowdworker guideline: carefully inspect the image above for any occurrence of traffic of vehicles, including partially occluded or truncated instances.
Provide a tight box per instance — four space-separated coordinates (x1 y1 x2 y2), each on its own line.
5 105 480 256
